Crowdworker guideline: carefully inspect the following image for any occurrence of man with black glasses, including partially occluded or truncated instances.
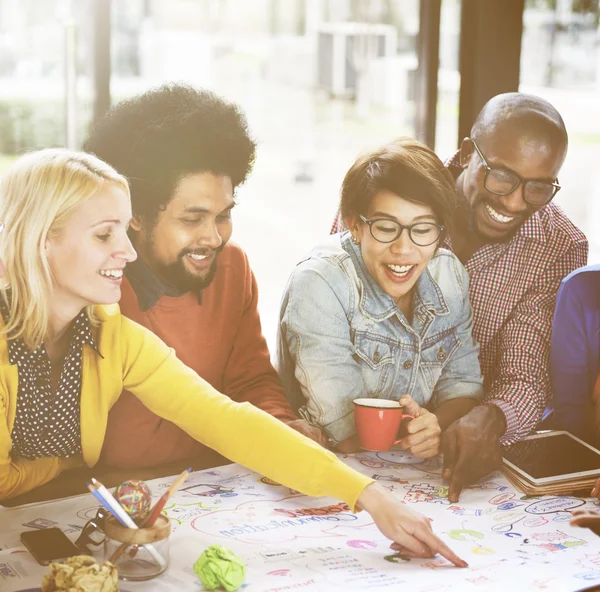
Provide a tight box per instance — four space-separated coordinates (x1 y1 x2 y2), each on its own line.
440 93 587 501
328 93 588 501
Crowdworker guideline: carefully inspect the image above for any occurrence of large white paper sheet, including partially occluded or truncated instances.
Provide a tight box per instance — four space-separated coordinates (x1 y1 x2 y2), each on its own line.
1 451 599 592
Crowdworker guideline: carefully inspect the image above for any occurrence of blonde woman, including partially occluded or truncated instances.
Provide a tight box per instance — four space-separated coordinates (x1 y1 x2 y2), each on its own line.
0 149 465 566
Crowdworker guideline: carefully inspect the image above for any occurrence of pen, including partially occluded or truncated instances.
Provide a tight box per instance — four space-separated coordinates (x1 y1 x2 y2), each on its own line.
86 484 128 527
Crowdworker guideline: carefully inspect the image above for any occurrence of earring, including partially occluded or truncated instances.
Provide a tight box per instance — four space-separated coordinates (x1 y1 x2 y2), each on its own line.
351 235 359 245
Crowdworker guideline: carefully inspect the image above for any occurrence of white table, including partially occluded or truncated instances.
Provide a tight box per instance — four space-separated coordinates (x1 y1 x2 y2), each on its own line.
1 450 599 592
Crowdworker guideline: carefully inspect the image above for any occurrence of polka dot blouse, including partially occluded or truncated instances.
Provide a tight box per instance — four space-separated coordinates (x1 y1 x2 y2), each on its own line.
1 300 101 460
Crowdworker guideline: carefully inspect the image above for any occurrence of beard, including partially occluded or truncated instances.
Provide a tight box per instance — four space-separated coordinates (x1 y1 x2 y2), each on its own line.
469 194 533 245
149 242 225 293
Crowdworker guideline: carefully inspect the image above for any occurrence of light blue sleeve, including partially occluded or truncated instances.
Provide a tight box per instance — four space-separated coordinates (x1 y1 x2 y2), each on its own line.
280 261 367 443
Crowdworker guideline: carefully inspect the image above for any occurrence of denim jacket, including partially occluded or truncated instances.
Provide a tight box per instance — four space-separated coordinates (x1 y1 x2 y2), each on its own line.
276 232 484 443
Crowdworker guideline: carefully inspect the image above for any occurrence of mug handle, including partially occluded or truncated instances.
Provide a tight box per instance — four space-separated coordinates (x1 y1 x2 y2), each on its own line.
392 414 415 445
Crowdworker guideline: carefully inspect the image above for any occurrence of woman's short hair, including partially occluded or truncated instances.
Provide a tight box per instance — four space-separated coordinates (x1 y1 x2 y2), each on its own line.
340 137 459 235
0 148 129 350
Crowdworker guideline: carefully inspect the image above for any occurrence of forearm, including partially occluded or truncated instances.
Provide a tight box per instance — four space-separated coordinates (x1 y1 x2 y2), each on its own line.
0 456 77 500
435 397 481 431
233 383 298 423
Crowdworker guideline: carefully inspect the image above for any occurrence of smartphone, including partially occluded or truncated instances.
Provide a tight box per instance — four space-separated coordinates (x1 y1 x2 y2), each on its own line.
20 527 83 565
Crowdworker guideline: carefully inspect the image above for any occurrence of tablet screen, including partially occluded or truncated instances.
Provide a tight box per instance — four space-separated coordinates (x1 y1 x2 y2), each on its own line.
503 433 600 479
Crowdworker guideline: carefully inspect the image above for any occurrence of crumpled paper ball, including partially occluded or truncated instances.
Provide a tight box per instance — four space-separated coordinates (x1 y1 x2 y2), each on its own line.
193 544 245 591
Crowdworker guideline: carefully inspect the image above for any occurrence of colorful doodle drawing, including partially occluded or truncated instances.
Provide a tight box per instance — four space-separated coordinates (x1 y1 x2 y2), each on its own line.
371 474 409 485
447 505 495 517
384 553 410 564
524 497 586 515
162 500 217 525
469 478 510 492
274 502 352 518
346 540 377 550
523 516 549 528
374 450 424 465
267 569 292 576
402 483 450 505
179 483 238 498
521 530 588 552
491 515 524 533
189 497 373 544
448 529 485 542
489 493 516 505
306 553 410 588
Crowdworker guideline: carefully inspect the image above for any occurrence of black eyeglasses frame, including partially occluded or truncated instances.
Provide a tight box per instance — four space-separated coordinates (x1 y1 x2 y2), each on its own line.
358 215 444 247
470 139 561 206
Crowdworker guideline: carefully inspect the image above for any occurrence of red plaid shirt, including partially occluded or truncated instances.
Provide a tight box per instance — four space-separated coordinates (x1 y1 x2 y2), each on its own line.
330 152 588 444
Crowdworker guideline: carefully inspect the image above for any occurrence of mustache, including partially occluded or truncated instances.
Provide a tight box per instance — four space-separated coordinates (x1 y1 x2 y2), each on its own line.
180 244 225 258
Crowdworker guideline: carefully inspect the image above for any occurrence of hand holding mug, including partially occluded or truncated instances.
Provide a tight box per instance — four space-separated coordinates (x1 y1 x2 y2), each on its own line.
397 395 441 458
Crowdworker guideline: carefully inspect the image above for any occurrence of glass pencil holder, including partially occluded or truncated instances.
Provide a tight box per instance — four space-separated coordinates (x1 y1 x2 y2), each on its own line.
103 514 170 581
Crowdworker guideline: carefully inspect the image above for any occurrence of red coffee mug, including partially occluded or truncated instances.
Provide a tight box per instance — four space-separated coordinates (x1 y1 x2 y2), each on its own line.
353 398 414 451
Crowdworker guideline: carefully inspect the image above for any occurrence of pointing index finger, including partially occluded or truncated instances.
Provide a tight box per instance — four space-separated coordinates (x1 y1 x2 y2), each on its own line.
418 528 468 568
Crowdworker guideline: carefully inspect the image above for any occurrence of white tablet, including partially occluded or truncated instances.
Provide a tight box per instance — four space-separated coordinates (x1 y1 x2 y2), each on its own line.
502 430 600 485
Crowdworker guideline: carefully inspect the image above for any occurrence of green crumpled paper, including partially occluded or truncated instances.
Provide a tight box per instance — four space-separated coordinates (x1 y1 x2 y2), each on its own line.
193 544 246 591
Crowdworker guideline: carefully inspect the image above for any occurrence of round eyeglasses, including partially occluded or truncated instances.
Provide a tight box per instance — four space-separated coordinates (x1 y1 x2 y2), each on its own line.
471 140 560 207
359 215 443 247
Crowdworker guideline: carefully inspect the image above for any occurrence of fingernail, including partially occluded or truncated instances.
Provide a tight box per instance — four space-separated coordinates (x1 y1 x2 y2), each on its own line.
591 488 598 497
458 560 469 568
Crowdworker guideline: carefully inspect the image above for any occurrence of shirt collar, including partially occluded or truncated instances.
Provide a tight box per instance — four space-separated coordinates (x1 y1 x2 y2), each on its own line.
0 298 102 365
342 232 449 322
125 255 203 312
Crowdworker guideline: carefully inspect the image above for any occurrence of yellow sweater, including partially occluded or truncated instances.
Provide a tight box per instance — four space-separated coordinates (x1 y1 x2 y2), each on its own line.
0 305 372 501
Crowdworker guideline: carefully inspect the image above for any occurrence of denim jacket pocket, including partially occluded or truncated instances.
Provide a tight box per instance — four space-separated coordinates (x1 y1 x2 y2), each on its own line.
420 329 460 390
353 332 396 395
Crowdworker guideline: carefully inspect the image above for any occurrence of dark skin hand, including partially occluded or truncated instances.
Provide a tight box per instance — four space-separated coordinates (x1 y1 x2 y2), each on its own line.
441 404 506 503
570 508 600 536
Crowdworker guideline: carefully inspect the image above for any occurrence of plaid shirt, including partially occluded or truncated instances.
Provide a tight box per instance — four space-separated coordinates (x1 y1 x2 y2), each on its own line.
330 152 588 444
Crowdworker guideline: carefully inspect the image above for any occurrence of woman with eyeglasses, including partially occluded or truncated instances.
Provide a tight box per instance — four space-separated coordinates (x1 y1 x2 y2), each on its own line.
277 138 484 457
0 148 466 567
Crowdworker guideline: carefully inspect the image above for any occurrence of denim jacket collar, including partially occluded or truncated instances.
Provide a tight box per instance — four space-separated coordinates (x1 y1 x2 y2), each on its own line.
341 232 449 322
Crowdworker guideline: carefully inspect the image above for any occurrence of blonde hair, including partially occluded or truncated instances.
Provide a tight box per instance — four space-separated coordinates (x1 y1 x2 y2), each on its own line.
0 148 130 350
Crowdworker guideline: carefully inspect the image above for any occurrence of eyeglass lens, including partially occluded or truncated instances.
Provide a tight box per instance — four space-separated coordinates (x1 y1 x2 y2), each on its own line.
485 169 556 205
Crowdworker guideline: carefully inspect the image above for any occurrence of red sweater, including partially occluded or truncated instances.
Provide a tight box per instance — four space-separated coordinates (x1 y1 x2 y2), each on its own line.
101 243 297 468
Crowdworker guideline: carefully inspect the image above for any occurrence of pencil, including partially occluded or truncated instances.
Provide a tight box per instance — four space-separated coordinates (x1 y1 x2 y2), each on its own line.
141 467 192 528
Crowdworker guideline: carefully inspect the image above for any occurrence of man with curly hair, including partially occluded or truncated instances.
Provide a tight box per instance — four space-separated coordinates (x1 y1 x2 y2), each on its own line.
85 84 323 468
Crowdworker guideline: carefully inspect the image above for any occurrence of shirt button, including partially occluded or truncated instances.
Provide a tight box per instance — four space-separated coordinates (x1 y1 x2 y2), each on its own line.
403 360 413 370
373 351 381 363
437 348 447 361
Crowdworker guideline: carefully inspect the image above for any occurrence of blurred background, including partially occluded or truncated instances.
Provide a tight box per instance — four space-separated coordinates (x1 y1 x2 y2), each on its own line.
0 0 598 346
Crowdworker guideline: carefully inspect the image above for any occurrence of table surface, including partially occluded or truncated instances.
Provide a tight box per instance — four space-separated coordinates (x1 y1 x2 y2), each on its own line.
1 451 600 592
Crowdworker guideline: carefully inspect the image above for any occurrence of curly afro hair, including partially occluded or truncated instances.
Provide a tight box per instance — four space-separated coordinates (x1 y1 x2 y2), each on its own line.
84 83 256 224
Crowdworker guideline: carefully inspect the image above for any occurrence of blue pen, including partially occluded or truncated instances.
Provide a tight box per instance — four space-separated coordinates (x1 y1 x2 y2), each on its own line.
86 482 128 526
